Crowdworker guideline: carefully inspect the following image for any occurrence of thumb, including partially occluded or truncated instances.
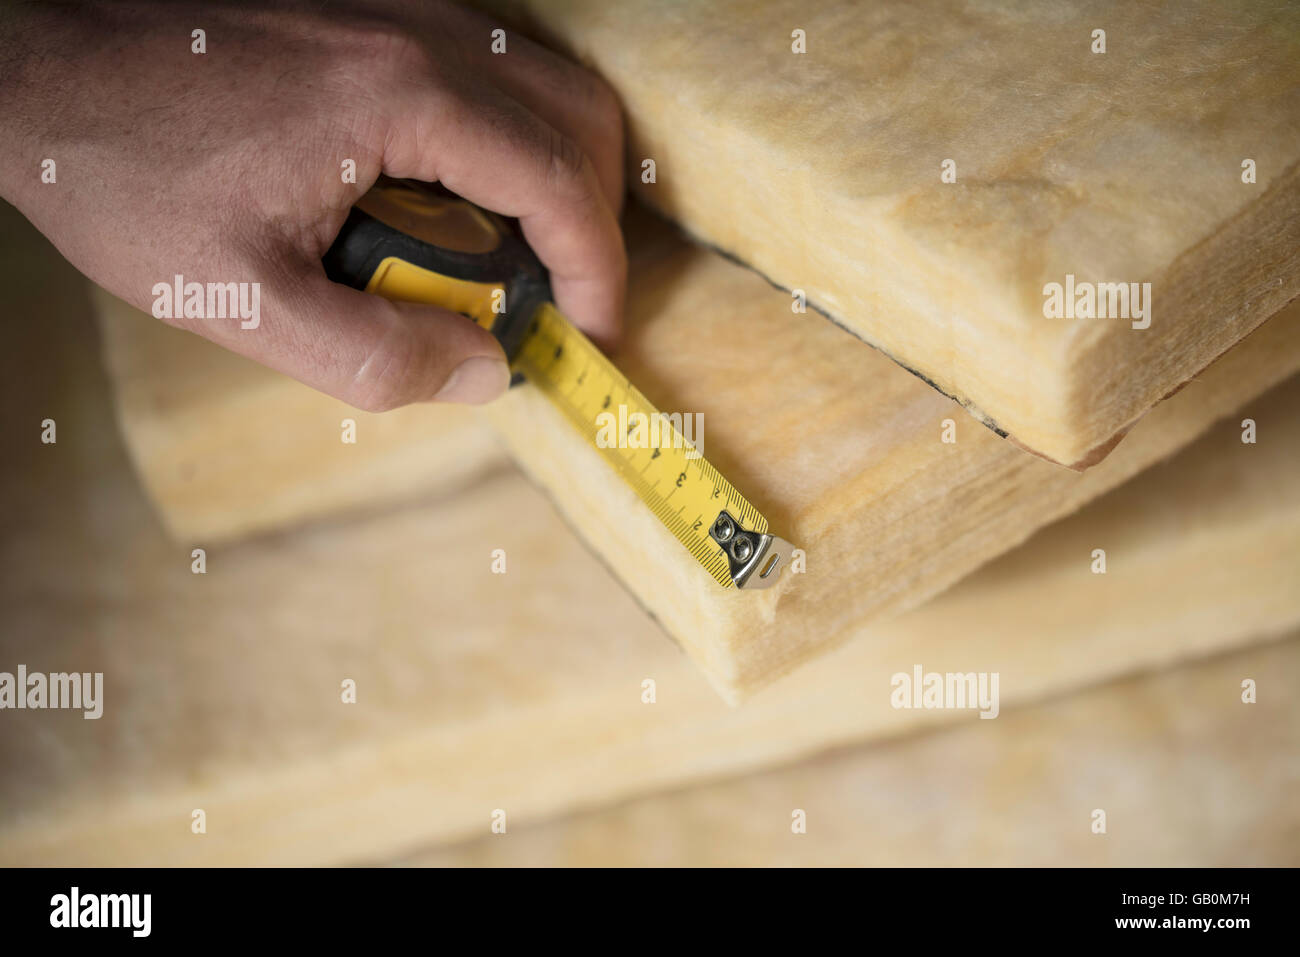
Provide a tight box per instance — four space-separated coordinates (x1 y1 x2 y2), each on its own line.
211 262 512 410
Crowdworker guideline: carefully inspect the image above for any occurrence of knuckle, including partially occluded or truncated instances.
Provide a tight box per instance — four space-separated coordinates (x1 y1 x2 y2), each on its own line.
343 307 443 412
545 127 591 194
341 21 442 90
348 353 413 413
389 35 441 81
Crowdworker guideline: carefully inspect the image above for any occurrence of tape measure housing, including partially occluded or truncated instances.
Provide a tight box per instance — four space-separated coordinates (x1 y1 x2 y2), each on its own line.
324 180 793 589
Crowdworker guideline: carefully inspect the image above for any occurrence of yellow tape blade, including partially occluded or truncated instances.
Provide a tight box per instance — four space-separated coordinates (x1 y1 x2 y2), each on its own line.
513 302 768 589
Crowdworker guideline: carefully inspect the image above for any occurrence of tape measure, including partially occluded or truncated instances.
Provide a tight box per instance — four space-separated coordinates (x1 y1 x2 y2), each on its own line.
324 178 793 589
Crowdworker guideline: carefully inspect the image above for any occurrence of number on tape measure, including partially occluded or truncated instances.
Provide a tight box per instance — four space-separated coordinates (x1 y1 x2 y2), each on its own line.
514 303 767 588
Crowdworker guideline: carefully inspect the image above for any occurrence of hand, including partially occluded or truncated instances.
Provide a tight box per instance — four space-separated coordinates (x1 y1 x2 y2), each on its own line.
0 0 626 407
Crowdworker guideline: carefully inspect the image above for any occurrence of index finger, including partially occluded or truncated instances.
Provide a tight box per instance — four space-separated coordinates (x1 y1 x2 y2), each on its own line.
382 81 626 348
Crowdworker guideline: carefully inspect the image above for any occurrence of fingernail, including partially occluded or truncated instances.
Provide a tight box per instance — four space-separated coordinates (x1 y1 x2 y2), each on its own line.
434 356 510 404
